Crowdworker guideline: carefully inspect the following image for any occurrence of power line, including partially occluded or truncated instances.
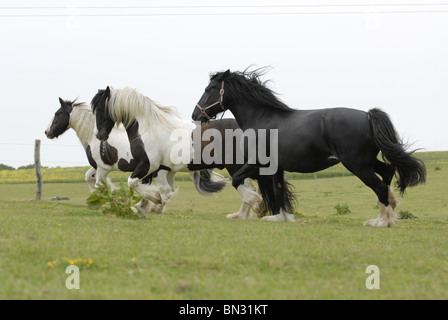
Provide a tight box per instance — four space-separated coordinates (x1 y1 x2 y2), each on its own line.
1 4 448 9
1 10 448 17
0 159 87 164
1 3 448 17
0 142 81 148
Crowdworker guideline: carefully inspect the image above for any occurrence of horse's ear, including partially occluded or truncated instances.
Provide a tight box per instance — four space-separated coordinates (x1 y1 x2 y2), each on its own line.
105 86 110 95
220 69 231 80
59 97 64 105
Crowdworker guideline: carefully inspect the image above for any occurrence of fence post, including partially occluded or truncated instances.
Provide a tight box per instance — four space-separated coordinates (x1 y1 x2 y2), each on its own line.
35 139 42 200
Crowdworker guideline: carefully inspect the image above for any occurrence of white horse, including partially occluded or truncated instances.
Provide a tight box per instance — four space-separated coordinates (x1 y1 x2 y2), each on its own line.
45 98 225 214
92 86 265 219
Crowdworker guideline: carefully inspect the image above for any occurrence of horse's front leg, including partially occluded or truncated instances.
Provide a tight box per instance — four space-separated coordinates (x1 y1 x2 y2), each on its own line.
226 178 261 220
128 162 162 218
125 122 162 215
230 163 263 219
144 171 178 214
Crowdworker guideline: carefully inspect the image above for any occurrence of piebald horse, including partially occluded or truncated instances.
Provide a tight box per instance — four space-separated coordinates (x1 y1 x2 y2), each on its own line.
45 98 227 214
91 86 270 219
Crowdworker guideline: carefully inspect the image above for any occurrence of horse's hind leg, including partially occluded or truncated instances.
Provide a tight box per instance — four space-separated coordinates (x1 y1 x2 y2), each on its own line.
374 159 399 209
94 167 117 191
152 171 178 214
260 171 295 222
347 165 397 227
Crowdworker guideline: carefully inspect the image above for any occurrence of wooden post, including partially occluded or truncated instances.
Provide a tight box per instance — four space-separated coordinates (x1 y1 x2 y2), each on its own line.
34 139 42 200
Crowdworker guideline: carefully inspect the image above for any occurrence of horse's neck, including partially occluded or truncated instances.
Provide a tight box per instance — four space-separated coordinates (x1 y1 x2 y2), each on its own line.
69 106 96 148
138 105 194 135
231 101 288 130
230 102 264 130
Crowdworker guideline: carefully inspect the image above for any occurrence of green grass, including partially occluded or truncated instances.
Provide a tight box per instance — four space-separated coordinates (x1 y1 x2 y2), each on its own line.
2 150 446 184
0 154 447 299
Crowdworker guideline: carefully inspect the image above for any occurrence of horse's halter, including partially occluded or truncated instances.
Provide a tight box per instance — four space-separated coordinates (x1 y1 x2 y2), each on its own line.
196 81 227 120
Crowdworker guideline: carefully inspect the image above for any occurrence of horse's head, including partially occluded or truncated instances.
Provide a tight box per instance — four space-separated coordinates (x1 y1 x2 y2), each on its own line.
45 97 74 139
192 69 231 123
91 86 114 141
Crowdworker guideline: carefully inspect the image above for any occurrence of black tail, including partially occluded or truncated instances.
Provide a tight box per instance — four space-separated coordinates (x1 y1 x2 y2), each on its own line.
257 170 296 215
193 170 228 195
368 108 426 194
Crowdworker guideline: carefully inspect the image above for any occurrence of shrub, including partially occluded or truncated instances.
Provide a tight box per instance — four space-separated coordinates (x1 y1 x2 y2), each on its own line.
0 164 15 171
334 203 351 215
399 210 418 220
86 184 142 219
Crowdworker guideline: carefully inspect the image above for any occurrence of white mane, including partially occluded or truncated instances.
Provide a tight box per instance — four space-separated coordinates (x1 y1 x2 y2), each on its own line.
69 103 96 147
108 87 183 132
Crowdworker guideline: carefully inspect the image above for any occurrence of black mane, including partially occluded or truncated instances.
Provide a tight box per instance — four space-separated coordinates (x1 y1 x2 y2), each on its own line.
64 98 84 108
211 68 294 112
91 88 109 113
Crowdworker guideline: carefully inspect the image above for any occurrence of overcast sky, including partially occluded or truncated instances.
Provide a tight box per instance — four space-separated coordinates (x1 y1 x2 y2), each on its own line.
1 0 447 169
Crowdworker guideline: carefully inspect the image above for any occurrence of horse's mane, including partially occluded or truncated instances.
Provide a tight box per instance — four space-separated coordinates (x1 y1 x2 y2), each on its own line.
65 98 86 109
108 87 182 131
62 99 95 147
211 68 294 112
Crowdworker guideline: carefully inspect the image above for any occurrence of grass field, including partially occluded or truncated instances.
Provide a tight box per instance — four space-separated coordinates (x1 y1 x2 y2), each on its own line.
0 152 447 299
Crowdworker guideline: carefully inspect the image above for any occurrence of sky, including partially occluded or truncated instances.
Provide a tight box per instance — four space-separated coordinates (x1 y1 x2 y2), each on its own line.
1 0 447 169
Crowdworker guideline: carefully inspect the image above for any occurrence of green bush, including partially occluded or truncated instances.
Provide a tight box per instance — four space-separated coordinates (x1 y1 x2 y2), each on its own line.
399 210 418 220
0 164 15 171
86 184 142 219
334 203 351 215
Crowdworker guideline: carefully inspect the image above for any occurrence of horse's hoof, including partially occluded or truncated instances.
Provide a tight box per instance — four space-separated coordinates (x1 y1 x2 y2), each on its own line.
151 192 162 205
150 204 164 214
363 219 388 227
127 177 139 189
261 213 295 222
226 212 244 219
261 215 279 222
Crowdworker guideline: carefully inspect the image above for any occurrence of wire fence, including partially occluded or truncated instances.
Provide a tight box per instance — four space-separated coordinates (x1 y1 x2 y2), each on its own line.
1 3 448 17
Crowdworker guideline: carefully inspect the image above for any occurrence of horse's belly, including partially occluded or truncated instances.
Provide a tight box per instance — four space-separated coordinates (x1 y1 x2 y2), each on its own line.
279 150 340 173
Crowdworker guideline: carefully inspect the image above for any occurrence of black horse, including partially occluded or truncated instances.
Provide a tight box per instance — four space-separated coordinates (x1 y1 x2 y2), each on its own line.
192 69 426 226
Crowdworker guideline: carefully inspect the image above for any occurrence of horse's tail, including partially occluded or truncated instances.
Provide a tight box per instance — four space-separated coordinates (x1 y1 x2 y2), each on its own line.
257 169 296 215
368 108 426 194
191 170 228 195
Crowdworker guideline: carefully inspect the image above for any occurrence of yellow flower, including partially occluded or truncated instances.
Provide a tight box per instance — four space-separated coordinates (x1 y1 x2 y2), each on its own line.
131 257 136 262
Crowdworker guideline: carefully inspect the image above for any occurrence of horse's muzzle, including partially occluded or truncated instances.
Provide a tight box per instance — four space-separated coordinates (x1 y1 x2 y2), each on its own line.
45 129 54 139
96 129 110 142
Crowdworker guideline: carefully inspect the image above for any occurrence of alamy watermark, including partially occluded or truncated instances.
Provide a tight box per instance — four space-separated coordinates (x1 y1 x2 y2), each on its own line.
365 265 380 290
170 121 279 175
65 265 80 290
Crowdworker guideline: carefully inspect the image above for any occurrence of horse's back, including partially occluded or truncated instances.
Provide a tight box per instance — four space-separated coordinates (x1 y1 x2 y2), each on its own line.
277 107 375 172
321 108 377 156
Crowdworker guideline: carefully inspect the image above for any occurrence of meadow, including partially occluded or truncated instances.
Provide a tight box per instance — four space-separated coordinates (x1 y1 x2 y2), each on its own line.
0 151 447 299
